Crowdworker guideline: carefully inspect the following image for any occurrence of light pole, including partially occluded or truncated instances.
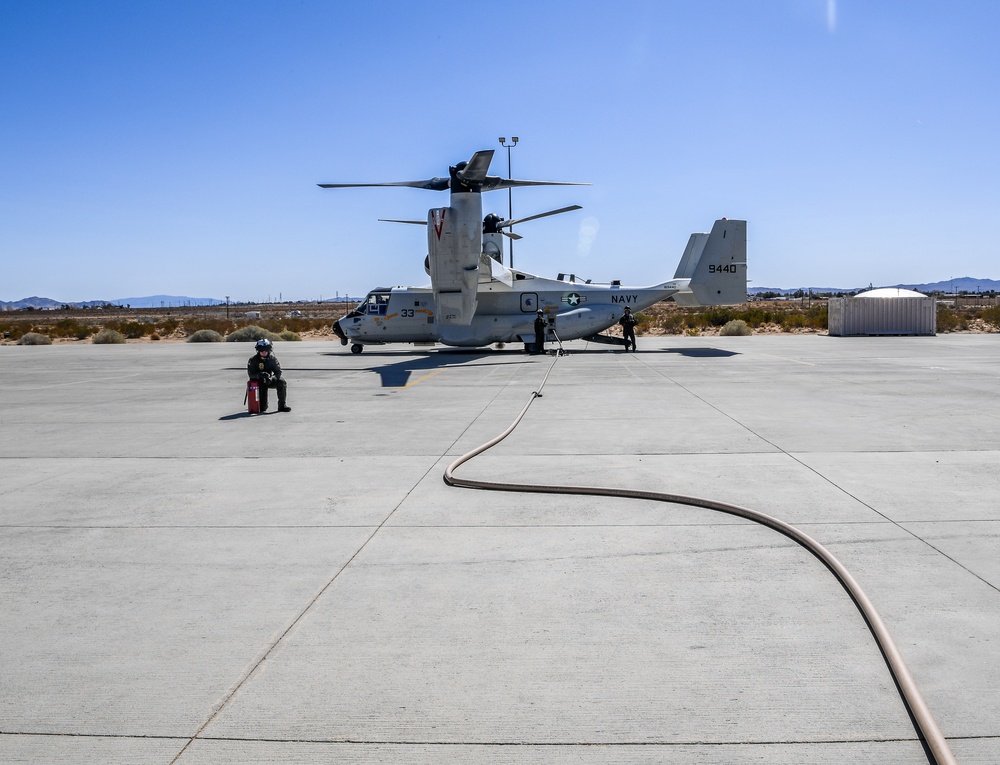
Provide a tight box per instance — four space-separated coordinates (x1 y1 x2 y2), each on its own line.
225 296 230 319
499 136 518 267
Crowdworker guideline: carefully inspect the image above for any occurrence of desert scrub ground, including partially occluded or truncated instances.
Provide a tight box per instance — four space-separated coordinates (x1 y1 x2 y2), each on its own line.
0 302 350 344
3 298 999 344
609 299 1000 337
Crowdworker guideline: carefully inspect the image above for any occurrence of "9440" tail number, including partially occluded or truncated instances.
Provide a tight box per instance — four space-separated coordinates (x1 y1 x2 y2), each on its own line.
708 264 739 274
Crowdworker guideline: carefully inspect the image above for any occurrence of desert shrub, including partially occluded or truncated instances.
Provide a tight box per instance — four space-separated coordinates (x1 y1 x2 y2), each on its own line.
17 332 52 345
118 320 152 339
977 305 1000 329
740 306 777 327
188 329 224 343
257 318 284 334
101 320 152 339
684 312 708 329
804 304 828 329
936 306 961 332
252 317 320 334
701 307 738 327
184 317 234 335
720 319 752 336
656 313 687 334
48 318 96 339
225 325 281 342
150 333 161 341
623 300 842 335
278 330 301 341
1 324 28 341
780 313 809 329
157 318 181 335
92 329 126 344
276 317 329 333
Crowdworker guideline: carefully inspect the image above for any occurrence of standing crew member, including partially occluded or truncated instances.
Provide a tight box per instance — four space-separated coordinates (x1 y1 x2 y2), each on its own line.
248 338 291 412
533 309 546 355
619 306 637 352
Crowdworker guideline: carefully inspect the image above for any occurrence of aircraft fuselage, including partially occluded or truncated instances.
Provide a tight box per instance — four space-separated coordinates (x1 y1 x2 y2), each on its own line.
336 273 691 350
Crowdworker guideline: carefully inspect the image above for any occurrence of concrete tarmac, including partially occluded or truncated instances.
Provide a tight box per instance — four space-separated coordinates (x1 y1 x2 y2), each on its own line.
1 334 997 764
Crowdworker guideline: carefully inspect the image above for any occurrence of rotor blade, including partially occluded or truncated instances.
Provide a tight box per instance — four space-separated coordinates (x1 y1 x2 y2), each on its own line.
501 231 524 241
456 150 495 184
318 177 450 191
496 205 583 229
483 178 590 191
378 218 427 225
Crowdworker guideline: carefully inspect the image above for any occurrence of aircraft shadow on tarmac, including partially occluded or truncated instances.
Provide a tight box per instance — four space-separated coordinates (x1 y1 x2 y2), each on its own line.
659 346 740 358
322 349 499 388
223 345 738 396
223 351 509 391
342 346 741 385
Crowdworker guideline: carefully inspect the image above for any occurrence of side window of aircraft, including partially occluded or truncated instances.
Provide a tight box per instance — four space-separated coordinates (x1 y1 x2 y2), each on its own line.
360 293 390 316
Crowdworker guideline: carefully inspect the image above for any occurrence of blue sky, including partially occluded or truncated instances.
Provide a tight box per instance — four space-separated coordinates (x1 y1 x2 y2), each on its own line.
3 1 999 302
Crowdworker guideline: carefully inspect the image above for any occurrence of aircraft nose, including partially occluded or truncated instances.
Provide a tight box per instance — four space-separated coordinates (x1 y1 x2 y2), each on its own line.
332 318 347 344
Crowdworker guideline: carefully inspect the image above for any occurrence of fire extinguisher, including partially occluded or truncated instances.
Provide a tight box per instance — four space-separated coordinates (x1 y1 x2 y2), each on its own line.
245 379 261 414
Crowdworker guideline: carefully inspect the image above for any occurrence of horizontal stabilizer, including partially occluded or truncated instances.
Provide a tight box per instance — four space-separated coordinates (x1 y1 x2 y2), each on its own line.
479 254 513 287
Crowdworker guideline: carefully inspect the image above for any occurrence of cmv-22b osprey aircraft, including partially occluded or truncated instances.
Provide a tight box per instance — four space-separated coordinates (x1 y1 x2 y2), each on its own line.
320 150 747 353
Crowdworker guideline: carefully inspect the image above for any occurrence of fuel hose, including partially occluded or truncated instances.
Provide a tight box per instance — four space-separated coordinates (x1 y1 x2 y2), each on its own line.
444 352 957 765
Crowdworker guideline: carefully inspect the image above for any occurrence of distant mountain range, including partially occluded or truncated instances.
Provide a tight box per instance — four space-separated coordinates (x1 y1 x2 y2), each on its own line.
0 295 224 310
3 279 999 311
751 277 1000 295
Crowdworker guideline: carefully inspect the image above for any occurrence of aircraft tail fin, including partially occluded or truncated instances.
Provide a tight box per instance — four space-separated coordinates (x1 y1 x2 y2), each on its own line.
673 233 709 279
685 219 747 305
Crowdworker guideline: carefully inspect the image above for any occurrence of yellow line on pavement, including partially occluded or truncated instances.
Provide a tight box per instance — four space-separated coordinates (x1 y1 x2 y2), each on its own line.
759 353 816 366
403 368 445 388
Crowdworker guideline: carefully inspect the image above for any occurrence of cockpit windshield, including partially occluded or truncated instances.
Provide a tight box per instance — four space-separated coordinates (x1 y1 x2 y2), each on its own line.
352 291 391 317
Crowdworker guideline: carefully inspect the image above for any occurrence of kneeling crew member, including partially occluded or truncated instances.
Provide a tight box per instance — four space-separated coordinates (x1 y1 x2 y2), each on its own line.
248 338 291 412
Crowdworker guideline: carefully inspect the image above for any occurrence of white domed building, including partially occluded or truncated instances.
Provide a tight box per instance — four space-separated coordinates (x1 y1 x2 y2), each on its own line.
856 287 928 299
828 288 936 336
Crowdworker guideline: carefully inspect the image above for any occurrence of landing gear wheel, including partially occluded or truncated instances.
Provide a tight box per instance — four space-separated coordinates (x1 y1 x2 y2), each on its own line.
351 343 364 354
